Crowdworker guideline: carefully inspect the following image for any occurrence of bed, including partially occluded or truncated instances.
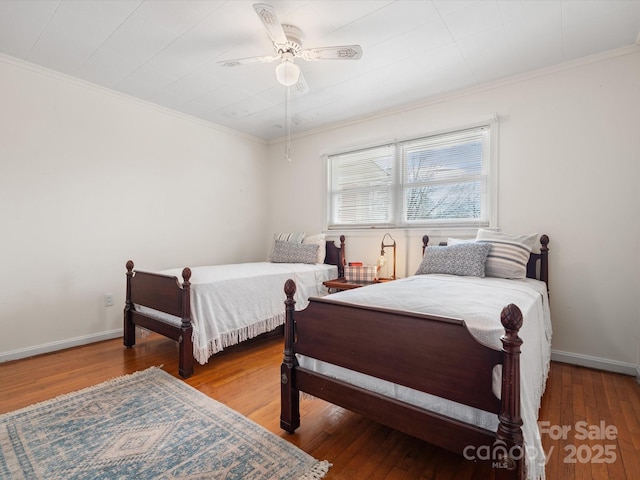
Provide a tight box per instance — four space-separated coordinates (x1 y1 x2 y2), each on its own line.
280 232 550 480
124 235 345 378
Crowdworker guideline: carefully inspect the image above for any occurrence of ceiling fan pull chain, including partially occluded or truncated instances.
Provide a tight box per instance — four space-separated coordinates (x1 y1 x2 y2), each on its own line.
285 85 292 163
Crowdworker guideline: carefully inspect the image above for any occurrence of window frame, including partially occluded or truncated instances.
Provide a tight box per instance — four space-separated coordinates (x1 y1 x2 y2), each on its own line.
325 119 498 232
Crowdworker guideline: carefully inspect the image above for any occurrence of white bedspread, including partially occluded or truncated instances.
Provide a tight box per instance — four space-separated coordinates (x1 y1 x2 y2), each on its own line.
297 274 551 480
137 262 337 365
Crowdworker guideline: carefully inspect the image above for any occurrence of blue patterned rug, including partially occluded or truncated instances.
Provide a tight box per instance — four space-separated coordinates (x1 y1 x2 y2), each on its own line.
0 367 330 479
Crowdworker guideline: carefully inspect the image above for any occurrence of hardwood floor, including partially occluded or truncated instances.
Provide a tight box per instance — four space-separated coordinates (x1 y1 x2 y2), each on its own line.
1 333 639 479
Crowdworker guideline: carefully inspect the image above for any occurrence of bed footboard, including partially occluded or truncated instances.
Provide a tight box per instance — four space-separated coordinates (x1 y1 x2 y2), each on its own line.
281 279 524 479
124 261 194 378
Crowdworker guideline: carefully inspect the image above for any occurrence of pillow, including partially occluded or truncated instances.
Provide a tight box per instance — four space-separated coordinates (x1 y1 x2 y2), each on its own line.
475 229 538 279
302 233 326 264
447 237 472 245
415 242 491 277
267 232 305 260
271 240 319 264
273 232 305 243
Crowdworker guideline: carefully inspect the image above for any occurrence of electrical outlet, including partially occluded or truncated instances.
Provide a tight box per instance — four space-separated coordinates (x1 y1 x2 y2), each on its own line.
104 294 114 307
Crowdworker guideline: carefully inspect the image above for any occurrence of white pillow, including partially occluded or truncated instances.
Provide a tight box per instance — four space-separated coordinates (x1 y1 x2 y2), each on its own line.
302 233 326 264
475 229 538 279
447 237 473 245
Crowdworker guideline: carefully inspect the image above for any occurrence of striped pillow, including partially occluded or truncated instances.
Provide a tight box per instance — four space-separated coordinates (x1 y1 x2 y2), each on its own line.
273 232 305 243
476 229 538 279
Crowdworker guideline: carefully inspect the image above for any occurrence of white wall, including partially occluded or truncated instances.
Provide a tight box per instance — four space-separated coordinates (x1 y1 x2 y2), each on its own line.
266 47 640 373
0 56 269 360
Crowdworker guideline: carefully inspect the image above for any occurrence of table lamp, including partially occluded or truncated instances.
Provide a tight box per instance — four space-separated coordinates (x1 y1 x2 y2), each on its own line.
378 233 396 280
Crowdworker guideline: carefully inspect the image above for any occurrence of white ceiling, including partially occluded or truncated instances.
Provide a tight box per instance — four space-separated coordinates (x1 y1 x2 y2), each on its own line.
1 1 639 140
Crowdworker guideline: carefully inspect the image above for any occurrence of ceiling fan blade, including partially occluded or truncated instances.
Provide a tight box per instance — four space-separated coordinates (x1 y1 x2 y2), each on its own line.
291 70 309 96
253 3 288 46
218 55 277 67
300 45 363 61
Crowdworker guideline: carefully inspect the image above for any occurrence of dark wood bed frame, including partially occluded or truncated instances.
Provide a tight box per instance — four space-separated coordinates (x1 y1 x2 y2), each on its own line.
124 236 346 378
281 234 549 479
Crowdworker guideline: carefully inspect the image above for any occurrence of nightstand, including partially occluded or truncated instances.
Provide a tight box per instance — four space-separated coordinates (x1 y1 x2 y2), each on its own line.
323 277 395 292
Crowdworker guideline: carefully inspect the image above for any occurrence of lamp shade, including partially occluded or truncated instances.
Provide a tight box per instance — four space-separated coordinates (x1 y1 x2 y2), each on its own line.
275 59 300 86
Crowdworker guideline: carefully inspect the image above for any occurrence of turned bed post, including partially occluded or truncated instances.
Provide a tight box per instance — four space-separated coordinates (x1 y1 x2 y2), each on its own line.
495 303 525 480
124 260 135 348
422 235 430 255
280 279 300 433
338 234 346 278
539 234 550 292
178 267 194 378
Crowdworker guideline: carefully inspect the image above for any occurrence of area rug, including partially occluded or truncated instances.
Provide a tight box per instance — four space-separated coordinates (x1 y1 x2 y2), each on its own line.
0 367 330 479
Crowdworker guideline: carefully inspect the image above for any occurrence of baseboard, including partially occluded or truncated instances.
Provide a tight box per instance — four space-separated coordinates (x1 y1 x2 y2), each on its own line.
0 329 122 364
3 336 639 380
551 349 638 377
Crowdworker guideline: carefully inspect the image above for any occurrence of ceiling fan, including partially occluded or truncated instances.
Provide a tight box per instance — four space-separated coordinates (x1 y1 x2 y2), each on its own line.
218 3 363 95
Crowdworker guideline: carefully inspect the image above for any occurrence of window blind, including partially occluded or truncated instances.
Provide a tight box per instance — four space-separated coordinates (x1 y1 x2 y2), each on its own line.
328 144 394 228
326 123 493 229
400 126 489 226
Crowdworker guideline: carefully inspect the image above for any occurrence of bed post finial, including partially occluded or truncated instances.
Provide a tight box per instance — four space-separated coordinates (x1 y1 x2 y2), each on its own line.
496 303 524 479
182 267 192 283
540 234 549 249
501 303 523 332
284 278 296 299
281 279 300 433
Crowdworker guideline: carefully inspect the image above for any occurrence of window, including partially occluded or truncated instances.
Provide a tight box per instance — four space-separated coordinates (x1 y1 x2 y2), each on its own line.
327 122 495 230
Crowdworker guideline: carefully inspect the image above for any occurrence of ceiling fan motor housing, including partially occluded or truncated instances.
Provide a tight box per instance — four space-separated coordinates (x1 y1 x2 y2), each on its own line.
276 25 304 56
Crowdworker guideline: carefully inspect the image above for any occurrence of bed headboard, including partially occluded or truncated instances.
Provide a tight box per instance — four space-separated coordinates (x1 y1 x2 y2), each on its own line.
325 235 346 278
421 234 550 289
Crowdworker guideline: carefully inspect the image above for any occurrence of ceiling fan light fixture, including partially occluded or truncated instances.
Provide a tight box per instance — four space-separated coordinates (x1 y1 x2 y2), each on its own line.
275 59 300 86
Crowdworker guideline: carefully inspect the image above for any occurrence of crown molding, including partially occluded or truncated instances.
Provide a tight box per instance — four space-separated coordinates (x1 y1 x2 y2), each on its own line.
268 44 640 146
0 53 268 146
